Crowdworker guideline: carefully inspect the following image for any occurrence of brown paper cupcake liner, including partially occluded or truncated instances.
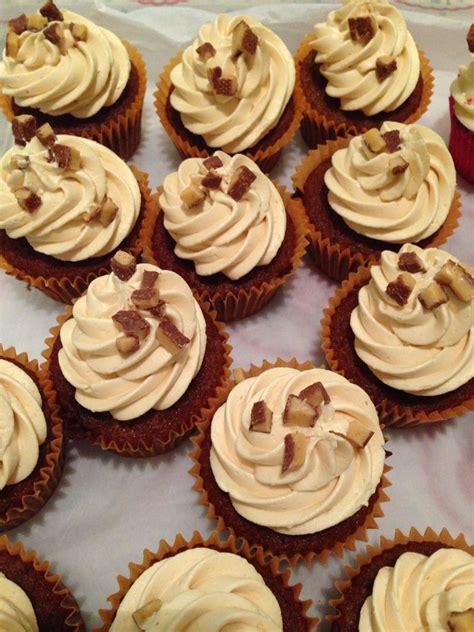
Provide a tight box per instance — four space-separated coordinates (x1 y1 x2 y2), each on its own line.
140 182 309 322
0 345 64 532
327 527 474 629
294 33 434 147
0 40 146 162
292 137 462 282
189 357 392 568
0 165 153 304
0 534 84 630
41 301 233 457
154 51 303 173
321 266 474 427
94 530 318 631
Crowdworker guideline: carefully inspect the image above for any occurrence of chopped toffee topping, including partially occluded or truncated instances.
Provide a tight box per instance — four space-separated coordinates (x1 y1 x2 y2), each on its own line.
331 419 374 449
156 318 190 355
131 287 161 310
112 310 150 338
386 272 415 306
6 32 20 59
418 282 449 310
362 128 386 154
10 154 30 171
389 156 408 176
227 165 256 201
82 204 101 223
43 22 62 46
141 270 160 289
14 187 42 213
249 400 273 433
69 22 88 42
201 170 222 190
435 260 474 303
12 115 37 146
196 42 216 60
36 122 57 147
97 197 118 226
282 432 308 473
299 381 331 407
348 16 374 43
283 394 319 428
375 55 397 81
203 155 223 170
27 15 48 31
48 143 81 170
208 66 237 97
232 20 258 58
382 129 402 153
110 251 136 281
149 300 167 319
398 251 426 274
448 608 474 632
40 0 64 22
180 183 205 209
116 335 140 355
8 14 28 35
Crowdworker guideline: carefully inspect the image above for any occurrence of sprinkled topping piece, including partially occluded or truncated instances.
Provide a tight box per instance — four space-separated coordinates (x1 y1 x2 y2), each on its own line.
203 156 223 170
110 251 136 281
8 15 28 35
331 420 374 449
227 165 256 201
249 400 273 433
40 0 64 22
283 394 319 428
196 42 216 60
48 143 81 170
435 260 474 303
6 33 20 58
382 129 402 153
116 335 140 355
201 170 222 190
398 251 425 274
69 23 88 42
349 16 374 43
363 128 385 153
157 319 190 355
131 287 161 310
418 282 449 310
113 310 150 339
232 20 258 58
15 188 42 213
389 156 408 176
12 115 37 146
376 55 397 81
27 15 48 32
299 381 331 407
282 433 308 473
180 183 205 209
386 272 415 306
36 122 56 147
208 66 237 97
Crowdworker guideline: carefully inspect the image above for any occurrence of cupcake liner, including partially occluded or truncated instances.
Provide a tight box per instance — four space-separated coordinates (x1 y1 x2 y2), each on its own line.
292 138 462 282
94 530 318 631
0 40 146 162
327 527 474 628
189 357 392 568
41 301 233 457
154 51 303 173
294 33 434 147
321 266 474 427
0 165 152 304
0 344 64 532
449 96 474 184
0 534 84 630
140 182 309 322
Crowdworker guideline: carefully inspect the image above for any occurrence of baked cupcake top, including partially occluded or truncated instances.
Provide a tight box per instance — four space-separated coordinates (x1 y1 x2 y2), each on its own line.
109 548 283 631
159 152 286 280
58 255 206 421
210 366 385 536
450 25 474 132
0 571 38 629
0 1 130 118
324 122 456 243
0 359 46 491
311 0 420 116
359 548 474 630
170 15 295 153
0 116 140 261
351 244 474 396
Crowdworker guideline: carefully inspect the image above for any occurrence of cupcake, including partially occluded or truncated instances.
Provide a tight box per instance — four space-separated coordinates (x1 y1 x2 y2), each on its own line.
292 121 460 281
43 253 231 457
141 152 309 321
190 359 391 566
0 344 64 532
295 0 434 147
0 0 146 160
0 534 84 630
155 15 302 172
322 244 474 427
449 24 474 184
96 531 317 631
328 527 474 631
0 116 151 304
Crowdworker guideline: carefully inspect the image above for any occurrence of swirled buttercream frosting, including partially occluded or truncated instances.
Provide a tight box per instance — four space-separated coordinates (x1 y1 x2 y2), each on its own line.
311 0 420 115
109 548 283 631
210 367 385 536
170 14 295 153
359 548 474 631
58 263 207 421
0 10 130 118
451 55 474 132
0 572 38 631
351 244 474 396
325 122 456 243
0 134 140 261
0 359 47 492
159 152 286 280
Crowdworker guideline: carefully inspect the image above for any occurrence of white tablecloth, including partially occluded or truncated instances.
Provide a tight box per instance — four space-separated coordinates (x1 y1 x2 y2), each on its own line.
0 3 472 629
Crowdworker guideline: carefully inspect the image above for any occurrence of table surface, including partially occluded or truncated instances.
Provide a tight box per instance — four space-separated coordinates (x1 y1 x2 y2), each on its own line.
0 3 472 630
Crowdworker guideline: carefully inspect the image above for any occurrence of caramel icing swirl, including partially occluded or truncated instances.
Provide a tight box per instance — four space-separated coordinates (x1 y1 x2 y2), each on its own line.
0 134 140 261
359 548 474 631
311 0 420 115
210 367 385 536
0 10 130 118
159 152 286 280
0 359 47 492
58 264 206 421
0 572 38 631
351 244 474 396
170 14 295 153
325 122 456 243
109 548 283 632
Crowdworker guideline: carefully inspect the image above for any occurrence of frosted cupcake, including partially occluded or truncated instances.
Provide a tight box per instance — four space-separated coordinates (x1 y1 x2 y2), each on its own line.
0 0 146 160
292 122 460 281
0 116 150 303
190 359 390 566
141 151 308 321
449 24 474 184
155 15 302 172
322 244 474 426
43 254 231 456
295 0 433 147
